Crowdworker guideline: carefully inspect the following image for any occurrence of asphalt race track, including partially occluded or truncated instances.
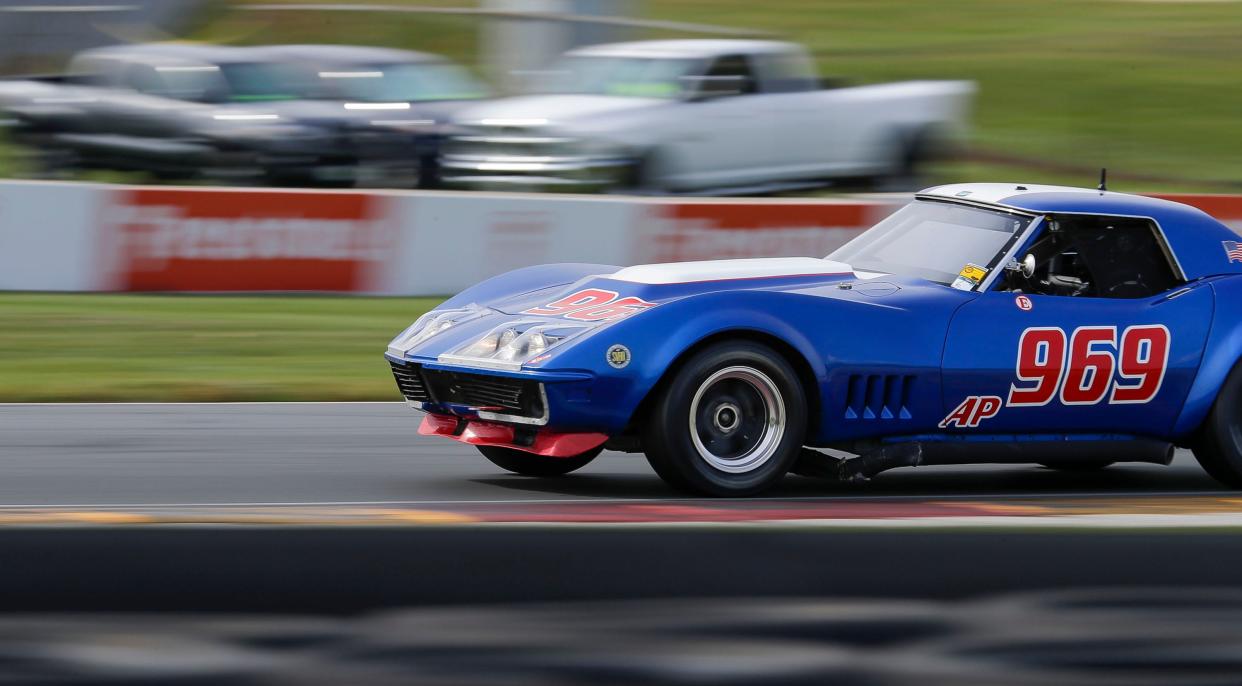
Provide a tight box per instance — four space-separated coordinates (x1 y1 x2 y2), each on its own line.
5 401 1242 685
0 401 1230 510
3 401 1242 600
2 400 1242 611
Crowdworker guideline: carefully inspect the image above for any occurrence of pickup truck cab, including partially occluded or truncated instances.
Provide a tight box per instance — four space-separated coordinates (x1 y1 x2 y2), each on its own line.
441 39 974 193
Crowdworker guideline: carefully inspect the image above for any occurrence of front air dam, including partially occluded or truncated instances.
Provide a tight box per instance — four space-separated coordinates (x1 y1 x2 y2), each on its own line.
418 413 608 457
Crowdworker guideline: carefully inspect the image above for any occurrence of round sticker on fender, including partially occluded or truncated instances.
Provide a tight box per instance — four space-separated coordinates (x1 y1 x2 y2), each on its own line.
606 344 631 369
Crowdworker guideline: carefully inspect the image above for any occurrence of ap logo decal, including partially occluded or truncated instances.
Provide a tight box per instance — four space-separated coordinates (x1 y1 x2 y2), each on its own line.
939 395 1002 428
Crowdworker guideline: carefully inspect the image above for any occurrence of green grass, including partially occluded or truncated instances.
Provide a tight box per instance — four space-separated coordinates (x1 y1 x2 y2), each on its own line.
0 128 24 179
191 0 482 74
0 294 442 401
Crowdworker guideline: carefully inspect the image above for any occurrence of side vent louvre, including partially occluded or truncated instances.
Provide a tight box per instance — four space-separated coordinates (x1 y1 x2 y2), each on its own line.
844 374 914 420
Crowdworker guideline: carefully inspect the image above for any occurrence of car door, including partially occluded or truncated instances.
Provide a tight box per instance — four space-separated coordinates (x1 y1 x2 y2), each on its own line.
664 54 775 189
940 215 1211 436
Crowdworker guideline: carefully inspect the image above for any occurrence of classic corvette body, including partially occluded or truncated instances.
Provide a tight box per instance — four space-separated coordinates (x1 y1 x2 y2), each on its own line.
386 184 1242 495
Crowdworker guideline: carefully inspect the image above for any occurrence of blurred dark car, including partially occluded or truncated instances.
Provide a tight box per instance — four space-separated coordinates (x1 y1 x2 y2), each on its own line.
0 43 488 187
256 44 488 187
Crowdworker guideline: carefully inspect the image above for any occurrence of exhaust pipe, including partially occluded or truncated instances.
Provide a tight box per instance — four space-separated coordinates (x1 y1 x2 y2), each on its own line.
794 439 1174 482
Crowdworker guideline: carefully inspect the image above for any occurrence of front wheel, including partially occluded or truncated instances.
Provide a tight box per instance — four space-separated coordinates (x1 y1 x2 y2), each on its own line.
642 341 807 496
478 445 602 477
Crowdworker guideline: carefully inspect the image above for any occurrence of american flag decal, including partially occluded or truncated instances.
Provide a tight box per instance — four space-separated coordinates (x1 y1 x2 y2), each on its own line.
1225 241 1242 263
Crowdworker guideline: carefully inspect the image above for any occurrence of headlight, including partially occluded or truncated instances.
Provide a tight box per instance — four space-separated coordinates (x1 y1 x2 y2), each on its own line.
441 321 592 370
387 304 489 357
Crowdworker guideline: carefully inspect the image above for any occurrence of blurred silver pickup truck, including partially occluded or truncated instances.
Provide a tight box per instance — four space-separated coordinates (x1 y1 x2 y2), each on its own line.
441 39 975 193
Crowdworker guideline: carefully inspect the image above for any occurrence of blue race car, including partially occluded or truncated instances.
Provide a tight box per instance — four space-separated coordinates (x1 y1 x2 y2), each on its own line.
386 184 1242 496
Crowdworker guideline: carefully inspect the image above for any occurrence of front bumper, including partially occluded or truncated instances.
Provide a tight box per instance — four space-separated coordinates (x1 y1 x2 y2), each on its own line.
439 152 632 191
418 413 607 457
387 350 638 436
390 357 610 457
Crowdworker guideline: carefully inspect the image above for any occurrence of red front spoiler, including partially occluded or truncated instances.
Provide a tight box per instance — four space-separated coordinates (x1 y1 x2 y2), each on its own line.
418 413 608 458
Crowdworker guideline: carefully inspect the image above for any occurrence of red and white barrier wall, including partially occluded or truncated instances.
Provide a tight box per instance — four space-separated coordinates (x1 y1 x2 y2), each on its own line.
1 181 1240 296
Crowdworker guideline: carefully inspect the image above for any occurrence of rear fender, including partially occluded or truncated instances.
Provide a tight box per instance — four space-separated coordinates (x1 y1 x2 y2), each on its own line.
1174 278 1240 437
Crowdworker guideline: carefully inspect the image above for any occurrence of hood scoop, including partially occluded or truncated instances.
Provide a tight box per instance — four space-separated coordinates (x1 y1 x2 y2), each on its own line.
610 258 851 285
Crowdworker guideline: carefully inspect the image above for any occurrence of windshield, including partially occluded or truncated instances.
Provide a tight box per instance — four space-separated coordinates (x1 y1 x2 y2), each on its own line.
307 62 486 102
218 63 303 102
829 200 1034 286
535 55 699 99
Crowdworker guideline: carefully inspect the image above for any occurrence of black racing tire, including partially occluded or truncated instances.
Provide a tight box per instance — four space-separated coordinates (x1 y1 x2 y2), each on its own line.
641 341 807 497
1193 359 1242 487
1039 461 1114 472
477 445 602 477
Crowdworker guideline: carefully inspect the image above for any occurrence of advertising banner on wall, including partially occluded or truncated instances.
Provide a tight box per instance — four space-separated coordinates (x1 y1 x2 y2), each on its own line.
6 181 1242 296
630 201 889 265
102 188 398 292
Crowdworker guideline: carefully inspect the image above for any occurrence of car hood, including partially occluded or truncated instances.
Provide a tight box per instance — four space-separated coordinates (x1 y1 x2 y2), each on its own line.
479 257 860 314
453 94 664 128
389 257 947 365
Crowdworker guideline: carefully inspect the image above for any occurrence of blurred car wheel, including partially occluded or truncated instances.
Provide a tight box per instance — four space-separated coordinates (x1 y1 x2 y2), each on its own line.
477 445 602 477
616 148 664 194
878 127 946 192
642 341 806 496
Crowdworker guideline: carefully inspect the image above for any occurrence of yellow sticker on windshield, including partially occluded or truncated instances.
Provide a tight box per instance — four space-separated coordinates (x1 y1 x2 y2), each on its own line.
958 263 988 284
950 263 989 291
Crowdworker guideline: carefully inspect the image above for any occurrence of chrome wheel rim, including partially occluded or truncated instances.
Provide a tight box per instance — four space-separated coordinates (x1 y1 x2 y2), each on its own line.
689 366 786 474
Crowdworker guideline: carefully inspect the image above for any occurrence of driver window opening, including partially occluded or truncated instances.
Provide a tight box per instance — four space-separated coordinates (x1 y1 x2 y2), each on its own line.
699 54 758 97
997 215 1181 299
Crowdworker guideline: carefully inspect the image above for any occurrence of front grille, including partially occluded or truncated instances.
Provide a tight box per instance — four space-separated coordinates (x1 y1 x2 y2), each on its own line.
422 369 545 419
389 361 430 402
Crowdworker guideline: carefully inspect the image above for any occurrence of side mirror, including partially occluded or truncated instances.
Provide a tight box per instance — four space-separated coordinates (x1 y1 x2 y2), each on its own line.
1005 253 1037 278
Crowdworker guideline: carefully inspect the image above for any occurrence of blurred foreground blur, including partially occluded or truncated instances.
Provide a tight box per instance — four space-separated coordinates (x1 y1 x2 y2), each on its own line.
7 591 1242 685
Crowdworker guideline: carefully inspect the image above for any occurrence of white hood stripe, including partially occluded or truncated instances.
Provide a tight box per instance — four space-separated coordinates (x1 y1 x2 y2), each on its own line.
609 257 850 285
